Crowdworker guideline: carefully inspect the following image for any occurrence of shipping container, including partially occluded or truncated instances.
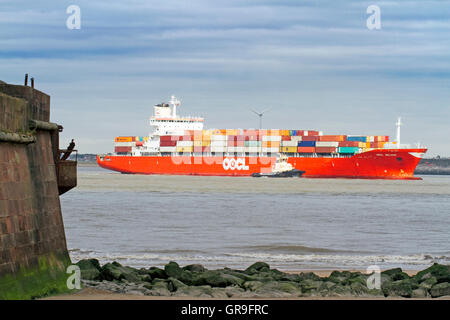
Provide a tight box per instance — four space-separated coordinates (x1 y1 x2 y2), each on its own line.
262 135 282 142
281 146 297 153
281 140 298 147
262 141 281 148
211 140 227 147
281 135 292 141
115 146 132 153
262 147 279 153
319 135 346 142
316 141 339 147
160 140 177 147
115 136 135 143
297 147 315 153
338 147 360 154
135 141 144 147
347 136 367 142
338 141 360 147
194 146 210 153
114 142 136 147
298 141 316 147
177 141 194 147
244 147 260 153
211 134 227 141
315 147 337 153
176 146 194 153
160 146 176 152
244 141 261 147
227 147 245 153
301 136 320 141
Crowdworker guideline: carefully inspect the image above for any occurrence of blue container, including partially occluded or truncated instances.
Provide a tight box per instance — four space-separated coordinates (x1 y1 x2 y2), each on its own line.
347 136 366 142
298 141 316 147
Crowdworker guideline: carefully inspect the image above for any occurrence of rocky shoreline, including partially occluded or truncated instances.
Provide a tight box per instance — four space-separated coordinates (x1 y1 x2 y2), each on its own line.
75 260 450 298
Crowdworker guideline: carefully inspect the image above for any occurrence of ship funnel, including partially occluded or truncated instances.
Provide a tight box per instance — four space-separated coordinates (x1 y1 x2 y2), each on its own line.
169 95 181 117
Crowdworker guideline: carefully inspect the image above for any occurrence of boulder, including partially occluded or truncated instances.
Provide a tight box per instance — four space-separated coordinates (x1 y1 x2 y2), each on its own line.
175 285 213 297
382 279 414 297
419 277 437 290
192 271 245 287
101 262 141 282
411 288 428 298
182 264 206 273
299 279 323 293
382 268 410 281
327 271 352 284
414 264 450 284
430 282 450 298
164 261 182 278
147 267 168 279
167 277 188 291
254 281 301 296
76 259 102 280
146 279 172 296
244 262 270 274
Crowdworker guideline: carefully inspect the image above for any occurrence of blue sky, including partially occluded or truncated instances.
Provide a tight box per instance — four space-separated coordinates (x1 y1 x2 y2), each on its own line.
1 0 449 156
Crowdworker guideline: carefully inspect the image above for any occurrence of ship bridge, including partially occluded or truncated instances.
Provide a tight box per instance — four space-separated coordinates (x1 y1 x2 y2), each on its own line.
150 95 204 135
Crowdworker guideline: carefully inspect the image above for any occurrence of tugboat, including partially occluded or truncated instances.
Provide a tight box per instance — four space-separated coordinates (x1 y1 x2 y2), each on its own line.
252 155 304 178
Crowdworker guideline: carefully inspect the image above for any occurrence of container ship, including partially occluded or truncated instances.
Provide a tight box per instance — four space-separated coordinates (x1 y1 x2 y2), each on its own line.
97 96 427 179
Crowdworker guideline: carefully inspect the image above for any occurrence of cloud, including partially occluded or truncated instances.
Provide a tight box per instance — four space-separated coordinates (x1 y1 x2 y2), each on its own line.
0 0 449 155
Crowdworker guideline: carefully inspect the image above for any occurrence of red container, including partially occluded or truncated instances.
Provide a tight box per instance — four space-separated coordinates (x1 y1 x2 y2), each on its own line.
315 147 337 153
297 147 315 153
135 141 143 147
339 141 360 147
115 146 132 153
194 146 211 153
181 135 193 141
281 136 291 141
160 140 177 147
319 135 346 142
302 136 320 141
307 130 319 136
160 135 180 142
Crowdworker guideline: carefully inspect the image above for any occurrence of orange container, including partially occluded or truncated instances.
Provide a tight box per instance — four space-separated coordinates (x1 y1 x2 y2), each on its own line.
319 135 346 142
297 147 315 153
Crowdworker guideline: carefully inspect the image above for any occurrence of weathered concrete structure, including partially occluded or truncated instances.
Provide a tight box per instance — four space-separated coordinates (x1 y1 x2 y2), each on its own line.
0 80 77 299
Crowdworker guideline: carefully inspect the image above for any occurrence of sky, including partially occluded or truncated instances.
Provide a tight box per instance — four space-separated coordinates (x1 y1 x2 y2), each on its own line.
1 0 449 156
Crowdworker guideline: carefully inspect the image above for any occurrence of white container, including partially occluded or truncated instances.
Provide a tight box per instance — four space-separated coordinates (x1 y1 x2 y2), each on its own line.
160 147 176 152
211 146 226 153
281 141 298 147
227 147 245 153
114 142 136 147
211 135 227 141
262 135 282 142
177 141 194 147
316 141 339 147
211 140 227 147
244 147 260 153
262 147 279 153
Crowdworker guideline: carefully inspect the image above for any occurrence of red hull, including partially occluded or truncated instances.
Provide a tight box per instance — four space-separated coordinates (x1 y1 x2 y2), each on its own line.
97 149 426 180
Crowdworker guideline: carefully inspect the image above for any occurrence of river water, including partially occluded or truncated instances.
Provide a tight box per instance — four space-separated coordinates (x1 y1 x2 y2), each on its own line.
61 164 450 271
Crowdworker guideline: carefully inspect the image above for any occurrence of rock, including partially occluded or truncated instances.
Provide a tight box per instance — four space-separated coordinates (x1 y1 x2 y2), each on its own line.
101 262 141 282
76 259 102 280
254 281 301 296
182 264 206 273
430 282 450 298
419 276 437 290
243 280 265 291
146 279 172 296
164 261 182 278
147 267 168 279
244 262 270 274
382 268 410 281
327 271 352 284
382 279 414 297
350 282 370 296
298 272 321 282
414 263 450 284
167 277 188 291
412 288 428 298
175 285 213 297
299 279 323 293
192 271 245 288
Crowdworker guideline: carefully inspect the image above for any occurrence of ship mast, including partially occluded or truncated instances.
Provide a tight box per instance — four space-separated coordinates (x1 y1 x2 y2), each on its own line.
169 95 181 117
396 117 402 148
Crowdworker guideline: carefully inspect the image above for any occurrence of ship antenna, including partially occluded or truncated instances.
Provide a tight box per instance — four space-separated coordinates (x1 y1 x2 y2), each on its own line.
396 117 402 148
251 107 271 130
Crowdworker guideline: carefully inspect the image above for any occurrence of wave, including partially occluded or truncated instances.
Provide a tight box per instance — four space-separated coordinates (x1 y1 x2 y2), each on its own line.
230 244 363 254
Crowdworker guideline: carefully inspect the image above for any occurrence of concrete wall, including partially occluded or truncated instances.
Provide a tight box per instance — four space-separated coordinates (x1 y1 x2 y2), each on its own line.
0 83 71 299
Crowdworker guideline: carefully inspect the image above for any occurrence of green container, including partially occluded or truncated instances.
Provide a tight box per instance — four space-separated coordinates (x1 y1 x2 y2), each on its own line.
244 141 261 147
338 147 360 154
